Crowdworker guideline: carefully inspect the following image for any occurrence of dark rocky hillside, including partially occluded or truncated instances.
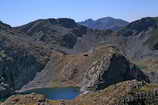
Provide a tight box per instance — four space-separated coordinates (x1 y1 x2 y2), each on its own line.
79 17 129 31
12 18 117 53
116 17 158 59
0 28 51 98
13 18 105 51
120 17 158 36
13 18 88 49
115 17 158 85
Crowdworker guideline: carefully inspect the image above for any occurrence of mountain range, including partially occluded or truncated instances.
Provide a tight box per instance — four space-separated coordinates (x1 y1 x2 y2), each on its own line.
0 16 158 105
79 17 129 31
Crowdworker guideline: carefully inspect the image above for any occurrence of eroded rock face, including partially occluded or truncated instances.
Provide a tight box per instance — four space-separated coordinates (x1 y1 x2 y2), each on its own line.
81 45 149 91
0 30 51 98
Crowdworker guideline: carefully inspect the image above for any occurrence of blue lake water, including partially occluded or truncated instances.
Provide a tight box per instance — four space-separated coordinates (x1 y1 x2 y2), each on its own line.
21 87 80 100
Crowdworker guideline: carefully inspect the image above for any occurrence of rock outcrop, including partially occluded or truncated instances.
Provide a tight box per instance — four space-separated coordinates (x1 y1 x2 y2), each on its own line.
80 45 149 91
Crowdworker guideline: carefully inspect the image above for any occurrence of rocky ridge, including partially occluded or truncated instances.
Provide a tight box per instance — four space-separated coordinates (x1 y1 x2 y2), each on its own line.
79 17 129 31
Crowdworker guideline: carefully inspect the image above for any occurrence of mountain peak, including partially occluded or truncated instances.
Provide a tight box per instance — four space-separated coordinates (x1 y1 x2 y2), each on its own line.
84 18 94 22
97 17 114 20
15 18 78 29
79 17 129 31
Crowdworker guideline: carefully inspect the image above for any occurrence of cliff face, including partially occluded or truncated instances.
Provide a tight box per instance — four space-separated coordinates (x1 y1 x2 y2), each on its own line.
80 45 149 91
0 29 51 98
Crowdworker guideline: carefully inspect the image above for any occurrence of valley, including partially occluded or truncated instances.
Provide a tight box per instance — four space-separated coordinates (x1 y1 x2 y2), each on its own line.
0 17 158 105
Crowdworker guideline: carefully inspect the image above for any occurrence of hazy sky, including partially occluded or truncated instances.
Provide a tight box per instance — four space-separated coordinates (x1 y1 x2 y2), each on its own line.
1 0 158 26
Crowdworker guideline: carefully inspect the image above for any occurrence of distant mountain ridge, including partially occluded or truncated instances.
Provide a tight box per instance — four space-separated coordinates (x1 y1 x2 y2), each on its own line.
79 17 129 31
12 18 114 52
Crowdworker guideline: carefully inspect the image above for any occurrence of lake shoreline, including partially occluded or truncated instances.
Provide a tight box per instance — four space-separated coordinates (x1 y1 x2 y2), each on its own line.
17 87 81 100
